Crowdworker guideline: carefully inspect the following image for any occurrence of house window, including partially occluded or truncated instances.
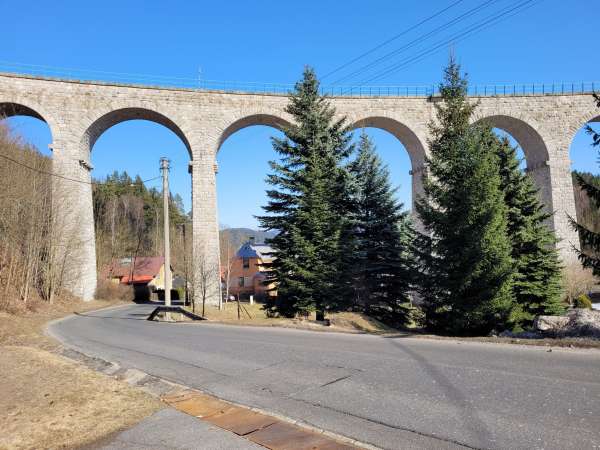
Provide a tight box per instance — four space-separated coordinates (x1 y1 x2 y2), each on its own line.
238 277 245 287
243 257 250 269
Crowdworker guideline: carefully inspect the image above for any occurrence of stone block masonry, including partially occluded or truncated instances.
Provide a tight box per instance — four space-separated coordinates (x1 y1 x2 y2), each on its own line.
0 72 597 305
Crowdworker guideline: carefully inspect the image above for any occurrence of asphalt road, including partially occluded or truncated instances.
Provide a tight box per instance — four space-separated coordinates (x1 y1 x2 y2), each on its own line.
49 303 600 450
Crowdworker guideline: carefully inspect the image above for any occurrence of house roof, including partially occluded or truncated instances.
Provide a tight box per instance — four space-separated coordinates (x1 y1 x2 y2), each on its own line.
236 242 275 262
103 256 164 284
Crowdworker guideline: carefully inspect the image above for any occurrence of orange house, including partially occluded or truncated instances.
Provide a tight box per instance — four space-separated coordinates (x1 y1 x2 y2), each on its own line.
227 238 276 300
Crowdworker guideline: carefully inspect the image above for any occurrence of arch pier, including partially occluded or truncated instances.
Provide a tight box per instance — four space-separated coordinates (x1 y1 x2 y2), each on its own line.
0 72 596 305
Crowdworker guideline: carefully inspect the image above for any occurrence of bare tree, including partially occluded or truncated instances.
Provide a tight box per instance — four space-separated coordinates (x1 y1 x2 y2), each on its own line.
0 123 82 310
192 251 219 317
219 227 237 308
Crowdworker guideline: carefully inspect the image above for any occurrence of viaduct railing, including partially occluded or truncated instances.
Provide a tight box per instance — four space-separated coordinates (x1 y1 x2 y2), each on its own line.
0 62 597 98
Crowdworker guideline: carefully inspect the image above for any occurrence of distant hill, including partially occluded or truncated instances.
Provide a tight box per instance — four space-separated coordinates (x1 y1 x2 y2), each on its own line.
220 227 277 250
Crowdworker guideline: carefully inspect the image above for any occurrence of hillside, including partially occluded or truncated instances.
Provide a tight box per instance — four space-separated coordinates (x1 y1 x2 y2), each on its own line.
220 227 277 250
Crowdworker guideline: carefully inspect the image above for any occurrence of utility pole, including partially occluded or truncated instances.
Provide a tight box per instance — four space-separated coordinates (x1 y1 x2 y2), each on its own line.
160 157 172 309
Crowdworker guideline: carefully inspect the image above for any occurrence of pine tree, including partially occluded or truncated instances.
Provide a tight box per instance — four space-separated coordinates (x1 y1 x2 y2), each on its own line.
494 136 565 329
347 132 415 325
258 67 353 317
415 59 515 336
570 94 600 274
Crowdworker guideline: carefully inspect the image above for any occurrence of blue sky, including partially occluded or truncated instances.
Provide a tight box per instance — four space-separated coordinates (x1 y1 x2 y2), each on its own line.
2 0 599 228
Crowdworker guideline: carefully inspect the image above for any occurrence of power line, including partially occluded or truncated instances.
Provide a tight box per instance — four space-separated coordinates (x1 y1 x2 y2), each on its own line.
354 0 541 88
357 0 539 86
331 0 498 85
0 152 161 186
321 0 467 80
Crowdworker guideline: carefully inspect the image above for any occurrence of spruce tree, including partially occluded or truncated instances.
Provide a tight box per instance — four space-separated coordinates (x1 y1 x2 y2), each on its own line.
258 67 353 317
348 132 415 325
494 136 565 328
570 94 600 274
415 59 515 336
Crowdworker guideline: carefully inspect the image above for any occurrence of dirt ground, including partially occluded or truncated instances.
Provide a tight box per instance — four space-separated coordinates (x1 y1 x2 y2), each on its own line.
194 301 395 334
0 298 162 450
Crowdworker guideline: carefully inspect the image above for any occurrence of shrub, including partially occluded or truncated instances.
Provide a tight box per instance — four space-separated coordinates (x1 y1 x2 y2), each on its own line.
562 263 597 306
95 280 134 301
574 294 593 310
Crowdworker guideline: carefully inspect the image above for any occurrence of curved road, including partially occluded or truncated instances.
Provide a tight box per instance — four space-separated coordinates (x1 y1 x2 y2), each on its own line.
49 304 600 450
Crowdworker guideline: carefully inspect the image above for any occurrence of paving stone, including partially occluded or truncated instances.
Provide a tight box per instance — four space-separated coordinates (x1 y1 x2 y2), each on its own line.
204 408 278 436
166 392 234 418
246 421 354 450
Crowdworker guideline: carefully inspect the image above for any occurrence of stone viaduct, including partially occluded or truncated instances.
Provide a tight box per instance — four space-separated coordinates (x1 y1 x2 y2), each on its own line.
0 72 598 305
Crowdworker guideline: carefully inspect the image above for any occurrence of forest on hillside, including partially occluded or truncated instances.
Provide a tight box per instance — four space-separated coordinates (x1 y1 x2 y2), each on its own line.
92 171 190 275
0 125 56 308
573 170 600 254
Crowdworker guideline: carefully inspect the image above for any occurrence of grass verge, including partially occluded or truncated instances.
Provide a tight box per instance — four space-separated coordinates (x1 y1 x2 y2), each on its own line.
192 301 600 349
191 301 395 334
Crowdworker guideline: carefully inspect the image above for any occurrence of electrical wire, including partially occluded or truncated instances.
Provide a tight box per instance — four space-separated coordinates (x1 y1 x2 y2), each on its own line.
0 152 162 186
321 0 467 80
331 0 498 85
354 0 541 87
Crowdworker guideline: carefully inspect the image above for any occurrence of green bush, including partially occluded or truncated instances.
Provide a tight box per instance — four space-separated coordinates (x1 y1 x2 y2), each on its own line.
574 294 593 309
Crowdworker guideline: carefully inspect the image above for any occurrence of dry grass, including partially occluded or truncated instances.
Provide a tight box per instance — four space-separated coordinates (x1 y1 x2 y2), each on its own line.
563 263 598 306
0 297 121 349
198 302 600 348
197 302 394 334
95 280 135 303
0 346 161 450
0 298 162 450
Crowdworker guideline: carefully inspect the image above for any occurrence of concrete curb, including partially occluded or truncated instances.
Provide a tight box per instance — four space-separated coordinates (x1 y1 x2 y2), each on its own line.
54 345 379 449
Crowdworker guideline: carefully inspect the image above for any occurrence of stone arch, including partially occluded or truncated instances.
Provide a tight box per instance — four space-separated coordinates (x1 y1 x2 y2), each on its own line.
474 114 554 214
204 113 291 306
473 114 549 165
567 108 600 231
350 116 427 168
216 114 291 152
80 107 192 158
0 102 56 143
566 107 600 139
350 116 427 214
71 106 194 302
566 108 600 159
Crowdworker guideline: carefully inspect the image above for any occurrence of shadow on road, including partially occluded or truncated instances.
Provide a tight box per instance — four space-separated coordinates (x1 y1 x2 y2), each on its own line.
73 311 149 321
386 337 494 449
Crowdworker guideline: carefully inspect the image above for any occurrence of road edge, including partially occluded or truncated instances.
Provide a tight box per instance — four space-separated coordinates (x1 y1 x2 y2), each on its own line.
45 304 381 450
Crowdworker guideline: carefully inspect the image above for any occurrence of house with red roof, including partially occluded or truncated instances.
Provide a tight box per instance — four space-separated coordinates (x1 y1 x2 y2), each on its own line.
102 256 169 293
